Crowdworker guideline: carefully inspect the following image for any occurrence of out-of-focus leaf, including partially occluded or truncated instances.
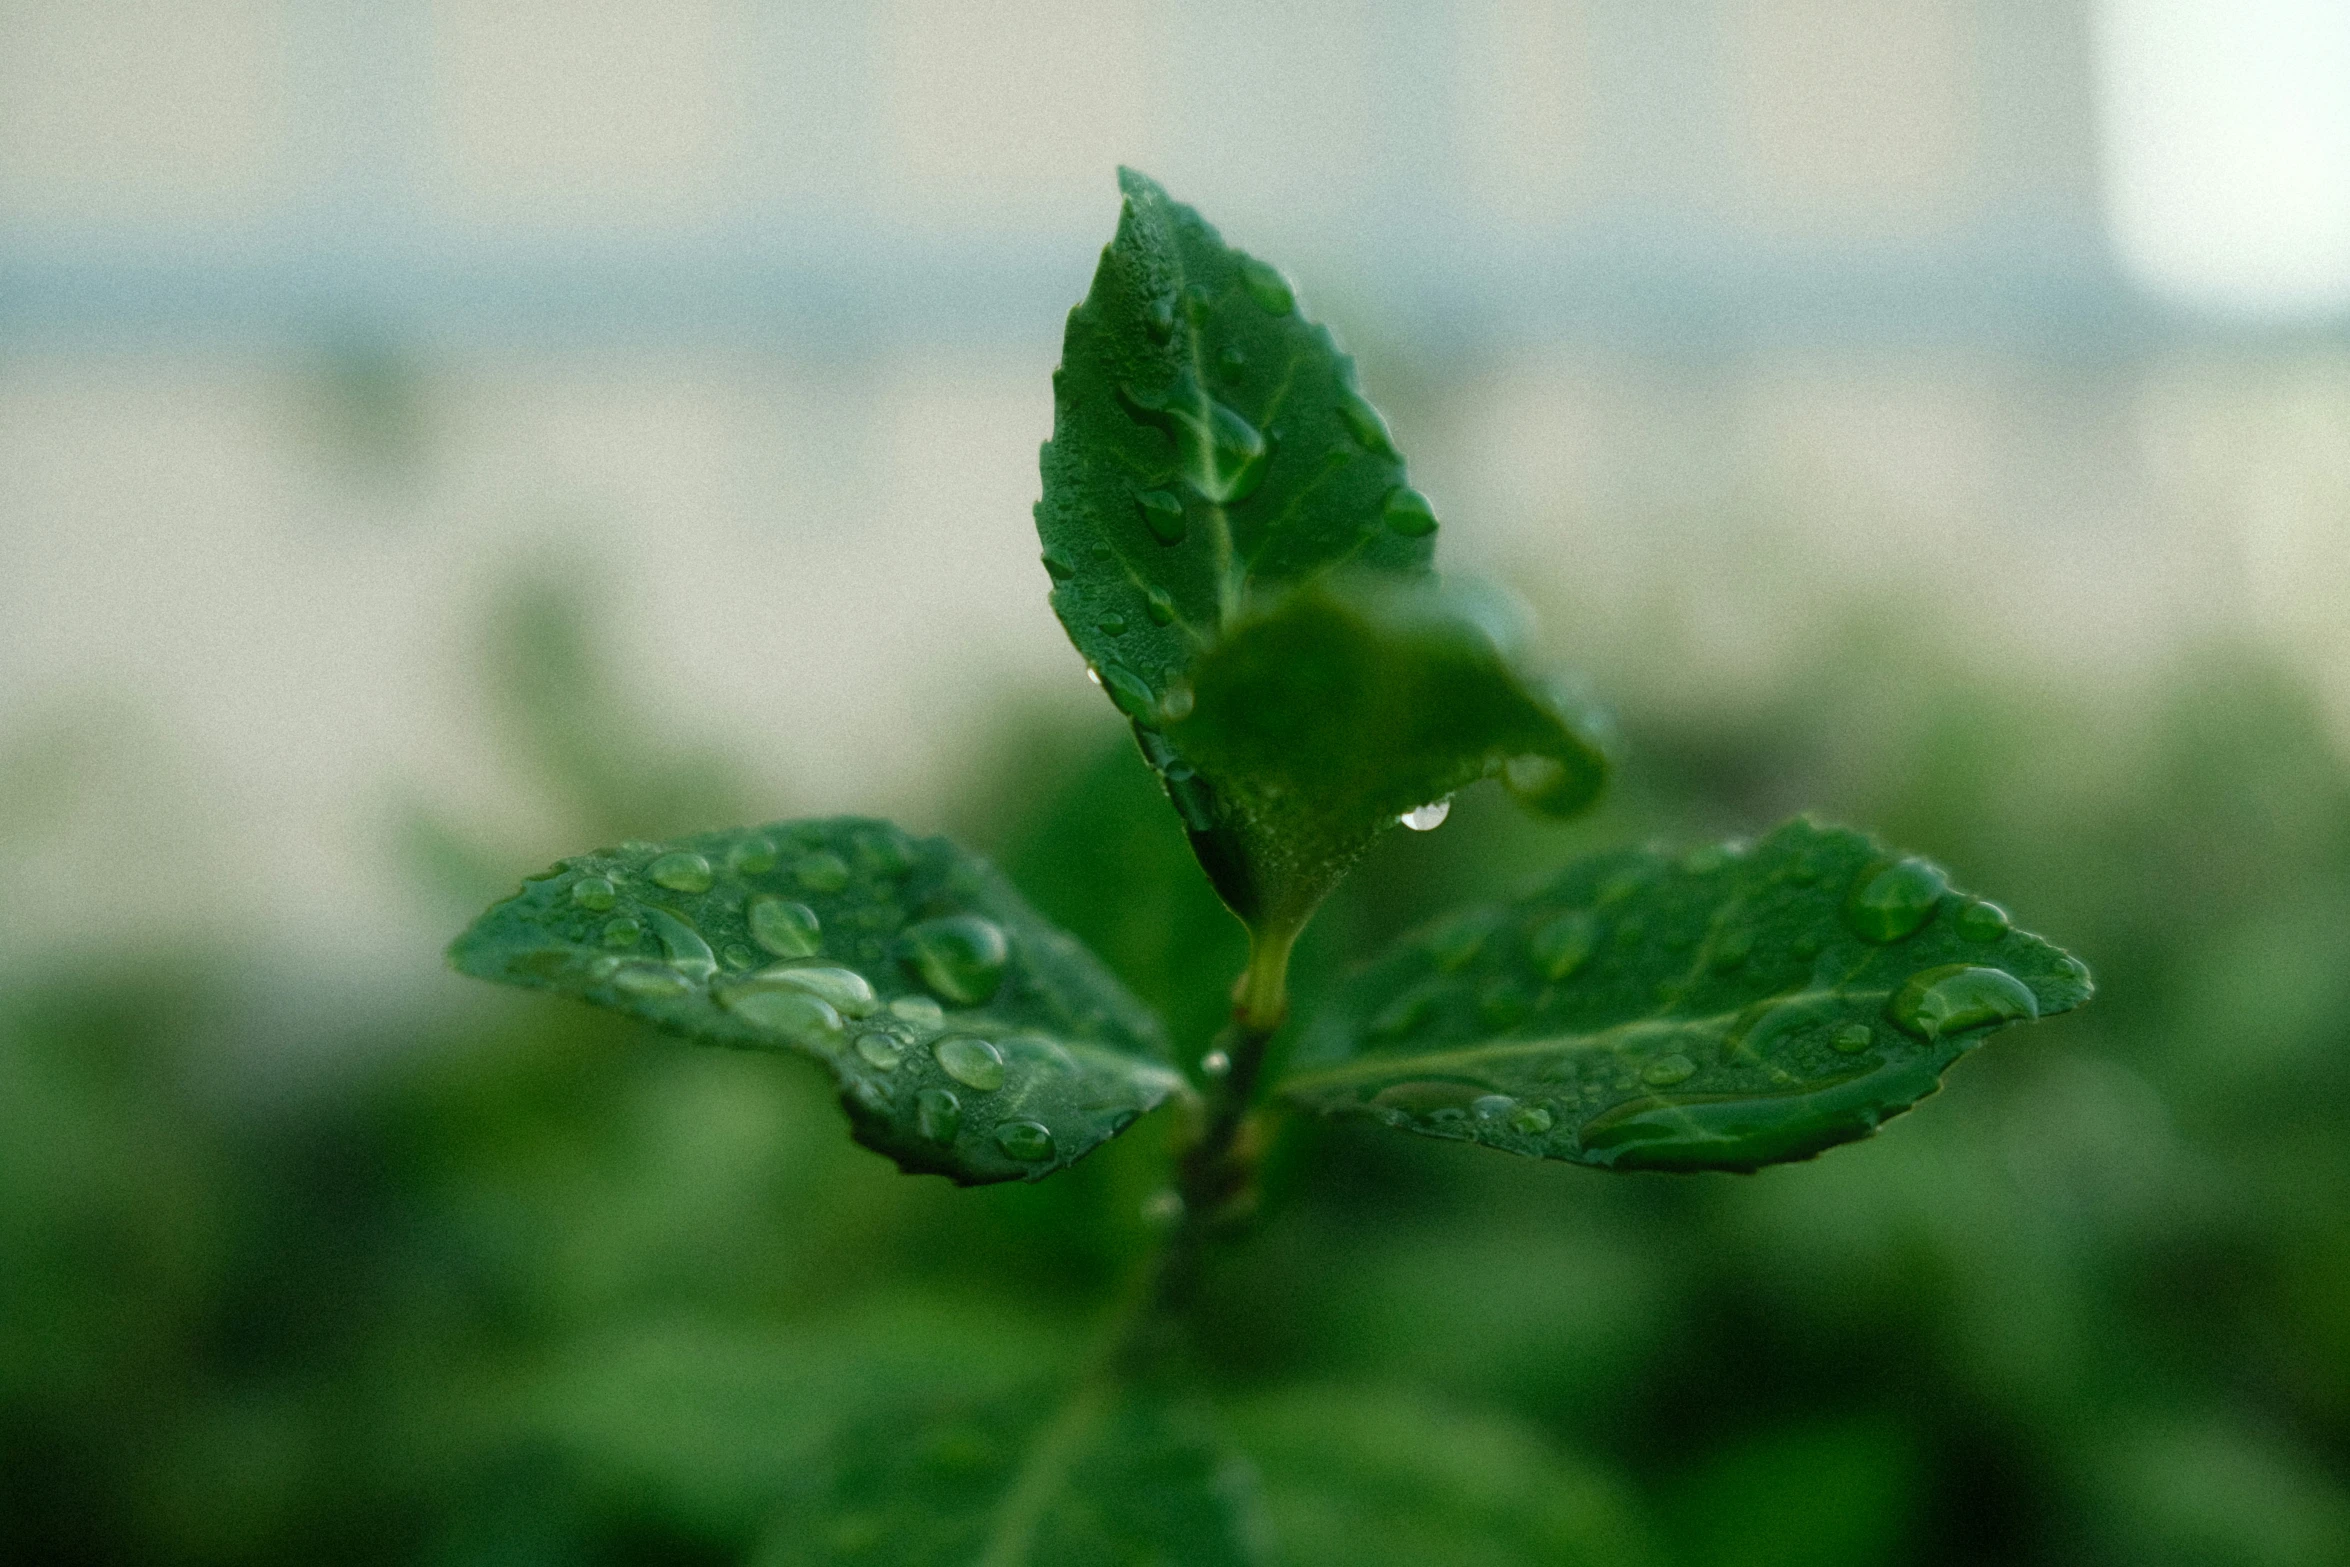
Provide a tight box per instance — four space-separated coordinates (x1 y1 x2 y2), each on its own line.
1163 576 1608 928
1038 169 1603 929
448 818 1184 1186
1282 817 2091 1172
760 1377 1264 1567
1224 1386 1662 1567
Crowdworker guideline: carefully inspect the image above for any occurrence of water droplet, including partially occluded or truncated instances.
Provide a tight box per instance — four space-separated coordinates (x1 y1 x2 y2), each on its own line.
748 896 821 959
1096 663 1158 722
1145 588 1176 626
934 1035 1005 1091
1202 401 1270 502
1529 910 1598 980
1142 1189 1185 1225
1098 612 1129 637
746 962 878 1017
887 997 942 1031
1085 666 1102 686
1478 979 1530 1028
1471 1093 1516 1121
728 837 778 876
1042 549 1075 581
1642 1054 1697 1087
1832 1022 1875 1053
1137 489 1187 545
1337 389 1399 458
601 916 643 949
1200 1049 1231 1078
1238 257 1293 314
1710 926 1755 971
996 1121 1055 1161
1953 899 2010 942
722 943 755 970
1381 486 1437 537
1888 964 2038 1041
571 876 617 911
586 955 621 980
916 1088 961 1143
1509 1103 1554 1135
1843 858 1948 943
646 851 712 894
642 908 718 980
720 985 843 1048
1218 344 1246 376
790 853 848 893
1156 681 1195 722
614 964 692 999
1144 292 1176 341
898 915 1010 1006
1400 798 1451 831
1426 908 1496 970
855 1030 905 1070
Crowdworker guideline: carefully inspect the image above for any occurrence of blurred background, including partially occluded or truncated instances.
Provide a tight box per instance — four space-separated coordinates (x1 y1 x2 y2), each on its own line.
5 1 2350 1562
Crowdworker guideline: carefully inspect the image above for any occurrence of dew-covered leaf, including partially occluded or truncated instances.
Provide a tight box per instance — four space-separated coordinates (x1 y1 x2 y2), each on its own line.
1037 169 1605 929
759 1377 1264 1567
447 818 1184 1186
1161 575 1609 928
1280 817 2093 1172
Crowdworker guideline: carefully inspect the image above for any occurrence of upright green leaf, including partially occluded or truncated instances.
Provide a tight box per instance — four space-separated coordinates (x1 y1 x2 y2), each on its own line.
1038 169 1606 928
1162 576 1608 927
448 818 1185 1185
761 1378 1264 1567
1281 817 2092 1172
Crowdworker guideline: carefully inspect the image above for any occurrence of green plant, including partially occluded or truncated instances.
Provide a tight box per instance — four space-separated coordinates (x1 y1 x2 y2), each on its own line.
451 170 2090 1563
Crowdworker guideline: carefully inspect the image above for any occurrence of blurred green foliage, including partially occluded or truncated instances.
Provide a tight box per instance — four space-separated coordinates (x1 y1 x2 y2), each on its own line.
5 569 2348 1564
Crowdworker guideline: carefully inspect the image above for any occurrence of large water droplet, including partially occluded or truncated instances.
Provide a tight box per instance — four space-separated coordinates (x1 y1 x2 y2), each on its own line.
1042 549 1076 582
1201 402 1270 502
855 1030 905 1070
1953 899 2010 942
996 1121 1055 1161
1097 663 1158 722
648 851 713 894
601 916 643 949
1200 1049 1231 1078
1832 1022 1875 1053
1471 1093 1516 1121
890 994 945 1029
1098 612 1129 637
916 1088 961 1142
728 837 778 876
1337 389 1399 459
1238 257 1294 314
1381 486 1437 537
746 963 878 1017
1642 1054 1697 1087
1145 588 1176 626
1843 858 1948 943
1400 798 1451 832
1530 910 1598 980
1888 964 2038 1041
1137 489 1187 545
571 876 617 911
1509 1102 1554 1135
642 908 718 981
747 895 821 958
934 1035 1006 1092
721 985 844 1048
614 964 691 999
1144 292 1177 342
794 852 851 894
1158 681 1195 722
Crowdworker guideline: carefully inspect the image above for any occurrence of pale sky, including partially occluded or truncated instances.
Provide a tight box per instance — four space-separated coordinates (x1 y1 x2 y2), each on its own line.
2098 0 2350 317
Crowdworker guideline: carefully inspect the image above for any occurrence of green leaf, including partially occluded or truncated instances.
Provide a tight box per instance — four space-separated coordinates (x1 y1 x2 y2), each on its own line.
760 1378 1264 1567
1038 169 1606 928
1162 575 1609 928
1280 817 2093 1172
1226 1386 1663 1567
447 818 1185 1186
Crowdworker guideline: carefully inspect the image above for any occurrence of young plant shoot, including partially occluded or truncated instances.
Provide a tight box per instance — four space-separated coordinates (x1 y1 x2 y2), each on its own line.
451 170 2091 1562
